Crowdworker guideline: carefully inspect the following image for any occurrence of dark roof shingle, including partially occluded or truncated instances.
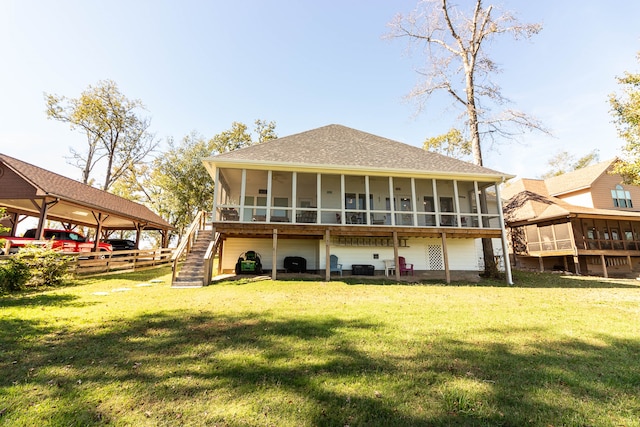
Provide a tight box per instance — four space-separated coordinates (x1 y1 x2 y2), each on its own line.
0 153 172 229
207 124 511 178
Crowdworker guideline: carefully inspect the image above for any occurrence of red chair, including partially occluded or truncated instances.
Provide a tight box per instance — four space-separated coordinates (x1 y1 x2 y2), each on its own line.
398 256 414 276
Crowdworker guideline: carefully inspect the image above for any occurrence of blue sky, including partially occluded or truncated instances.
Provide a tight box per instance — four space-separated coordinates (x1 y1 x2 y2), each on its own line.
1 0 640 180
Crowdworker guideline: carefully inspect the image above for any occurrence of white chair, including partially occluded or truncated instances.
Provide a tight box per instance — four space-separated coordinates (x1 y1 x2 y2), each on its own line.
384 259 396 277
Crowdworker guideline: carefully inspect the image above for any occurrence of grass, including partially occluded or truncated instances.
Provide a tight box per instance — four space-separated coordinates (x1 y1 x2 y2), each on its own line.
1 268 640 426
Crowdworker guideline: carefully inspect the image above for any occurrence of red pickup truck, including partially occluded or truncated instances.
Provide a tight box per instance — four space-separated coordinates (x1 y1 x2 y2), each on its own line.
5 228 113 254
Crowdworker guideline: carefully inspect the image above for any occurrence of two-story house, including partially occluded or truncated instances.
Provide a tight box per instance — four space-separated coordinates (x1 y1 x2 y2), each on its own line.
202 124 514 283
502 159 640 278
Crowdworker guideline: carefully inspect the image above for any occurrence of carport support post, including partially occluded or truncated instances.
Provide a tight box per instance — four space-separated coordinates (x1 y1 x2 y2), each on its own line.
325 230 331 281
272 229 278 280
441 232 451 284
35 198 58 240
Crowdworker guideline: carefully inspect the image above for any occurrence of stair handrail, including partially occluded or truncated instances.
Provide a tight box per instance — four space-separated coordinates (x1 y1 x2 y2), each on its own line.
171 210 208 284
202 232 221 286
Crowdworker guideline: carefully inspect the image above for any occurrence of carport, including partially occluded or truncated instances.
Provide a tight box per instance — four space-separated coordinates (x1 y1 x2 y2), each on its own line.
0 153 173 250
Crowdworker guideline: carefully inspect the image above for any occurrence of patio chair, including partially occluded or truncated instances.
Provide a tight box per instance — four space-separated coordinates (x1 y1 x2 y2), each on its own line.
398 256 414 276
330 254 343 277
384 259 396 277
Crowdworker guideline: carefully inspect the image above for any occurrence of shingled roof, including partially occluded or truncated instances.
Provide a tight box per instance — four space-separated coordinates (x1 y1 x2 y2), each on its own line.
544 159 616 196
205 124 512 180
0 153 172 231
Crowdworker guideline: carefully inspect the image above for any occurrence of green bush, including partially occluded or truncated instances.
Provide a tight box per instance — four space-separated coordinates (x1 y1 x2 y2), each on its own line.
0 256 31 292
14 246 72 288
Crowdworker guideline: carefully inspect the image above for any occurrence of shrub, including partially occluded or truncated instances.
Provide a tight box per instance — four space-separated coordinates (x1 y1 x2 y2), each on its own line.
14 246 72 288
0 256 31 292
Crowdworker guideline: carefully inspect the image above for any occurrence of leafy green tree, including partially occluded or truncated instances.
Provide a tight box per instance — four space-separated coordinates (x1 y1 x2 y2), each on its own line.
209 119 277 152
423 128 471 160
148 132 215 239
541 149 600 178
610 53 640 184
141 120 277 240
45 79 158 191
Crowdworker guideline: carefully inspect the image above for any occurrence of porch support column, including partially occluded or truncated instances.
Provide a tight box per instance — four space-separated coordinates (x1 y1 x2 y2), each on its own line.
212 167 220 220
441 232 451 284
452 180 460 227
272 229 278 280
239 169 247 221
495 181 513 285
389 177 396 226
292 171 297 223
410 177 418 226
325 229 331 281
566 218 580 274
393 231 400 281
563 256 569 272
217 238 224 275
538 256 544 272
627 255 632 274
601 254 608 278
365 175 371 224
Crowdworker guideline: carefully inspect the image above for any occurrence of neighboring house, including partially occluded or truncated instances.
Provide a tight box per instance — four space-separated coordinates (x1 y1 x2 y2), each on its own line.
502 159 640 278
201 124 514 283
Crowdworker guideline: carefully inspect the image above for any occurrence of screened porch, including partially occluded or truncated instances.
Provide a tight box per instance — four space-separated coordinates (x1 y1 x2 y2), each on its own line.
212 168 502 229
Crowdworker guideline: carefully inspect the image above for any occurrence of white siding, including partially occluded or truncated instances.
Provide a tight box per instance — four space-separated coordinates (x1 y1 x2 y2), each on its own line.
560 191 594 208
223 238 319 271
320 237 480 272
224 237 483 273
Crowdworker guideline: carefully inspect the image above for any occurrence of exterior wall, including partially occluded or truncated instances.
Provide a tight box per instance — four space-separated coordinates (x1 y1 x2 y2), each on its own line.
320 237 480 273
222 236 483 274
590 172 640 210
558 190 593 208
222 238 320 271
0 162 38 198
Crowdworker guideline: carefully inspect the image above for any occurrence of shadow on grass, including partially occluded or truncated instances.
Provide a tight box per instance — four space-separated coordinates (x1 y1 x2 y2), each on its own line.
487 270 640 289
1 309 639 426
0 293 83 308
222 270 640 289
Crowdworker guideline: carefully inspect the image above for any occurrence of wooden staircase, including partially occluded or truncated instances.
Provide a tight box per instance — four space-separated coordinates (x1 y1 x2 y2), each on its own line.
172 229 213 287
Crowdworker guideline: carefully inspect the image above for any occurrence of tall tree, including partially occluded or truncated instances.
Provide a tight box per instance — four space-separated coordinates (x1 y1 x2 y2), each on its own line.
423 128 471 160
388 0 545 277
147 132 215 239
541 149 600 179
209 119 277 152
141 120 277 240
45 79 158 191
610 53 640 184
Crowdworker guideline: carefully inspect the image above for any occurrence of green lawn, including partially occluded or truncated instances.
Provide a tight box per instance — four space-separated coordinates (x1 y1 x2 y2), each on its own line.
1 268 640 426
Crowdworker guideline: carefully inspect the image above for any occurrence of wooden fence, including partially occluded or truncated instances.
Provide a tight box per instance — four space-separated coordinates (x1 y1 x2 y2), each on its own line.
66 248 175 276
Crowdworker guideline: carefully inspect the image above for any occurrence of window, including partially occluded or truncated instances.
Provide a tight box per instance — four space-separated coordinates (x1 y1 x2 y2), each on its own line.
612 184 633 208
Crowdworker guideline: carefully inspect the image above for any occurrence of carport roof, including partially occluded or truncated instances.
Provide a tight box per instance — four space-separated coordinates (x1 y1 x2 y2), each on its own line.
0 153 172 231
